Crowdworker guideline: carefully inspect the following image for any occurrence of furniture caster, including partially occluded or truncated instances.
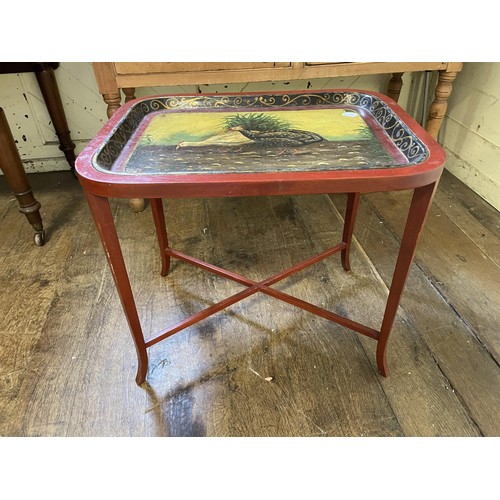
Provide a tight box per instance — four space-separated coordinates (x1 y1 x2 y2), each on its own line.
34 230 46 246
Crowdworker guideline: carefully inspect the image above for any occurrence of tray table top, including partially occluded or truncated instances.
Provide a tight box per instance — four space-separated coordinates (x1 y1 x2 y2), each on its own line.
76 90 445 198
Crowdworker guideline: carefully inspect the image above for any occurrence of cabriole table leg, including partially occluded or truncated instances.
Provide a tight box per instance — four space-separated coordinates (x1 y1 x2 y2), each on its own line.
150 198 170 276
341 192 360 272
376 182 438 376
84 191 149 385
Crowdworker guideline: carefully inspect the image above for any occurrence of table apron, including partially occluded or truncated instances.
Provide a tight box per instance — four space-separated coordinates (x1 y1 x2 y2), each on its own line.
78 167 444 199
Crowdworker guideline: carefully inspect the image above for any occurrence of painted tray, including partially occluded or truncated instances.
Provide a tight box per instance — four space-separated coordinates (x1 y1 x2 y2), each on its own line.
92 91 429 176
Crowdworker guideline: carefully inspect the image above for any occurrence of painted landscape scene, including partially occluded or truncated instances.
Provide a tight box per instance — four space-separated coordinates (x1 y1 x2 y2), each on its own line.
119 108 404 175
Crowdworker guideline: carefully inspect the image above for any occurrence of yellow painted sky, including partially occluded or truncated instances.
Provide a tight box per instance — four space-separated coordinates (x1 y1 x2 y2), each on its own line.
139 109 370 145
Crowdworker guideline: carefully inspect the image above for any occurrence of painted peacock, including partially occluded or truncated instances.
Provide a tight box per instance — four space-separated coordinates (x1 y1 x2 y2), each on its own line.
224 113 325 147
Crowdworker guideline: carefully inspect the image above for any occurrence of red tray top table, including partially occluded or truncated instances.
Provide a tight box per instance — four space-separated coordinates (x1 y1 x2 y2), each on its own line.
76 89 445 385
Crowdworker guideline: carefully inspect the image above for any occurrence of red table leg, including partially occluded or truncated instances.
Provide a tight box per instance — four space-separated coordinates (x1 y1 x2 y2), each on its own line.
84 192 149 385
341 192 360 272
150 198 170 277
376 182 438 376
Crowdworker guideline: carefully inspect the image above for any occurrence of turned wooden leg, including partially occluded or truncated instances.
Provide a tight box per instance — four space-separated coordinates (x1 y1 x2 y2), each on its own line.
103 90 145 213
425 70 459 140
103 91 122 119
376 182 438 376
34 63 76 171
387 72 404 102
124 89 144 211
150 198 170 276
123 88 136 102
0 107 45 246
84 191 149 385
341 192 360 272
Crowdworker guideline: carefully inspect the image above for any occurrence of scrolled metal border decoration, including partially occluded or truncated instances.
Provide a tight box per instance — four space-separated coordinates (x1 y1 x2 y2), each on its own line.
96 105 147 168
96 92 428 169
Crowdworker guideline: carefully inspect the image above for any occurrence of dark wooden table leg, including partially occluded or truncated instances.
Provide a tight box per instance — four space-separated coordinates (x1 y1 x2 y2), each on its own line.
0 107 45 246
376 182 438 376
84 191 149 385
341 192 360 271
34 63 76 171
102 88 145 213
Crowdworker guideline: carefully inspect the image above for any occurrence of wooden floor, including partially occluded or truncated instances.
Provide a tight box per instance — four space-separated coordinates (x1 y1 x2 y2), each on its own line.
1 169 499 437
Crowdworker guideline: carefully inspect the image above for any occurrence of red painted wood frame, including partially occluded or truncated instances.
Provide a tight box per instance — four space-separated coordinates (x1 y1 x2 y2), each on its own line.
76 89 446 386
